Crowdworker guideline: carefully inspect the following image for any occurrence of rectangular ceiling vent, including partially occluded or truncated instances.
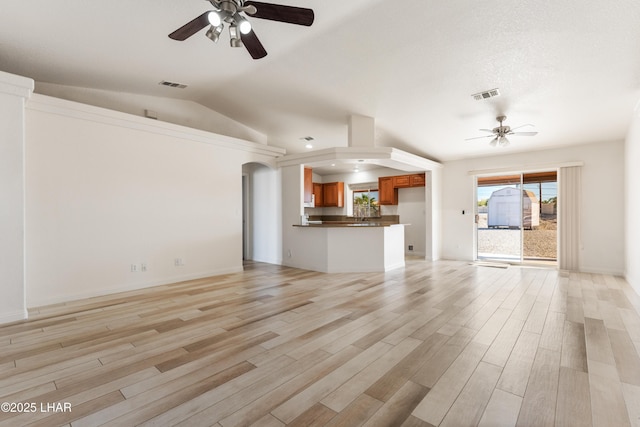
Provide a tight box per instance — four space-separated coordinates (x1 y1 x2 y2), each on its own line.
159 80 188 89
472 88 500 101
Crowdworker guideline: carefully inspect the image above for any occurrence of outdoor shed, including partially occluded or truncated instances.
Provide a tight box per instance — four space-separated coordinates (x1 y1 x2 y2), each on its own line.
488 188 540 229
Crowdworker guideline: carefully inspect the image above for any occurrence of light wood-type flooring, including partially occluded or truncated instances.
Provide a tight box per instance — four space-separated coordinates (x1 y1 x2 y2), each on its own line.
1 259 640 426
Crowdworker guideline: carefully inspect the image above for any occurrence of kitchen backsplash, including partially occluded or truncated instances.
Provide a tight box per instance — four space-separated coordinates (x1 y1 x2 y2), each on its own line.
308 215 400 224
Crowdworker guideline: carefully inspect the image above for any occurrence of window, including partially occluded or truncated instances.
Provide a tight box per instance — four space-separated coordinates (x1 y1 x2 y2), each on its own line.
353 190 379 217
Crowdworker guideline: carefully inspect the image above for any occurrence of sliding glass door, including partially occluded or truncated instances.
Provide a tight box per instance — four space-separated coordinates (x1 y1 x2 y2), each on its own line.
476 171 557 264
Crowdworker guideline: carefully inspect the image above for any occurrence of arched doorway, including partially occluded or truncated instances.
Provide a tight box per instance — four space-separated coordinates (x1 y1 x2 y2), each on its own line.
241 162 282 264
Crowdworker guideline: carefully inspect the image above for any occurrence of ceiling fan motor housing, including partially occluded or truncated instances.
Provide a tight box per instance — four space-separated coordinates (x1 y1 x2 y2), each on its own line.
171 0 315 59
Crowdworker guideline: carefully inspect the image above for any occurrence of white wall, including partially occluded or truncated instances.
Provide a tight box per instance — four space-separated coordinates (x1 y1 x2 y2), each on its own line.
24 94 282 308
625 104 640 294
0 71 33 323
281 165 320 269
427 168 442 261
36 82 268 146
441 141 625 275
243 163 282 264
397 187 426 256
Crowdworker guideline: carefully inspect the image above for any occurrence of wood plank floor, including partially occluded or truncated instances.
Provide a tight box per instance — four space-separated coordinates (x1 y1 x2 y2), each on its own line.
1 259 640 426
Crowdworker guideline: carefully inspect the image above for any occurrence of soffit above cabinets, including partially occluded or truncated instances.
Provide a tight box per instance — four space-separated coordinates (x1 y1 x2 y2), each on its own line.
276 147 442 176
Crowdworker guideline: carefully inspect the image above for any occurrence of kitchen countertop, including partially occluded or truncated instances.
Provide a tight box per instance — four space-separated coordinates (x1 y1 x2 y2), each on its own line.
293 222 404 228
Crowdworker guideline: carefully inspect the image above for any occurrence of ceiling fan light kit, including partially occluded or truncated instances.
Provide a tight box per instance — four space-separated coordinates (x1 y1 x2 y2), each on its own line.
169 0 315 59
466 115 538 147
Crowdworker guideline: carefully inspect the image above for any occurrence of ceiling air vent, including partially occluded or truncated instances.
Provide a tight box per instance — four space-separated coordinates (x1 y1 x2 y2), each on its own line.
471 88 500 101
159 80 188 89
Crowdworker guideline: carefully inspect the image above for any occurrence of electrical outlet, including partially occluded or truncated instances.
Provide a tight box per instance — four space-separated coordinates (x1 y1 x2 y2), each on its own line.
175 258 184 266
408 245 414 251
131 264 138 272
141 263 147 272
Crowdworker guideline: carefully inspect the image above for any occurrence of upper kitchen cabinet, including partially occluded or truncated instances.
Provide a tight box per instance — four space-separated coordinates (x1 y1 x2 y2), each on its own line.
379 173 426 205
394 173 425 188
323 182 344 207
393 175 411 188
410 173 426 187
313 182 324 207
304 167 313 204
378 177 398 205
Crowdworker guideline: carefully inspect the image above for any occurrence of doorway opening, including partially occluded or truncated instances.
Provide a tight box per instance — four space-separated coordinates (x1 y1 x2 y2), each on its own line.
242 174 248 261
476 171 557 265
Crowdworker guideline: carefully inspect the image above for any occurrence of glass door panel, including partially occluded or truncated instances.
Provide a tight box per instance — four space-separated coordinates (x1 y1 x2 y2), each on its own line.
522 172 558 262
476 175 522 262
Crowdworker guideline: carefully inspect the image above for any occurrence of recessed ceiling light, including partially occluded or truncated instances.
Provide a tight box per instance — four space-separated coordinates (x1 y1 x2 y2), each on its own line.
331 164 336 167
305 144 313 149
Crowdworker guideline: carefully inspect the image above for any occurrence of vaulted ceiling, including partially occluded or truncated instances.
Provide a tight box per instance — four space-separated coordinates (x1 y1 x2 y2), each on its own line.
2 0 640 161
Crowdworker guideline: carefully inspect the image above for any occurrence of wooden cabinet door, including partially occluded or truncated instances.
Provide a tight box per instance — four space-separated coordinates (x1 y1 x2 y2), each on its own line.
393 175 411 188
323 182 344 207
410 173 426 187
378 177 398 205
304 167 313 203
313 182 324 207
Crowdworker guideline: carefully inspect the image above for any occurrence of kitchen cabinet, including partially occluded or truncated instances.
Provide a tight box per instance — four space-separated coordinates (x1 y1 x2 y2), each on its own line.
410 173 426 187
394 173 426 188
393 175 411 188
379 173 425 205
313 182 324 207
304 167 313 204
322 182 344 207
378 177 398 205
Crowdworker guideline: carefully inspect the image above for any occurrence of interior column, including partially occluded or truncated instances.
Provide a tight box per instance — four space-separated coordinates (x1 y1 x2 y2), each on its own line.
0 70 34 323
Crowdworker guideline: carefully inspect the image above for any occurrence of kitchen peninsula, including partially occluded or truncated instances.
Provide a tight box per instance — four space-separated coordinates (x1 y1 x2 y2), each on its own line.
278 146 442 273
292 219 406 273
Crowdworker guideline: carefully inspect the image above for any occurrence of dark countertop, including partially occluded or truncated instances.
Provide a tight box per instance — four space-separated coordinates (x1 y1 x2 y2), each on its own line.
293 222 404 228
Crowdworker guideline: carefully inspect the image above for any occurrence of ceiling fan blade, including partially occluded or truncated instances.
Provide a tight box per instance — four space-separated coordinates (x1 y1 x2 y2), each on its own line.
510 123 534 132
479 128 494 133
244 1 315 26
510 131 538 136
465 135 494 141
241 30 268 59
169 12 211 40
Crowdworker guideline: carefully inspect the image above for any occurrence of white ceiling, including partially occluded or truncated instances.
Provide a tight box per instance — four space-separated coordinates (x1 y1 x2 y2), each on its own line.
2 0 640 162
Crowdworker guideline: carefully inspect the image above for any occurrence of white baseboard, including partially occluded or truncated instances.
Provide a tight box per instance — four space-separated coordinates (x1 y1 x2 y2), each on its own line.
28 266 244 309
0 308 29 325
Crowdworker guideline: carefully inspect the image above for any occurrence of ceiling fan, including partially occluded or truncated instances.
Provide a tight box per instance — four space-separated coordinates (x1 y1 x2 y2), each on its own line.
466 115 538 147
169 0 314 59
